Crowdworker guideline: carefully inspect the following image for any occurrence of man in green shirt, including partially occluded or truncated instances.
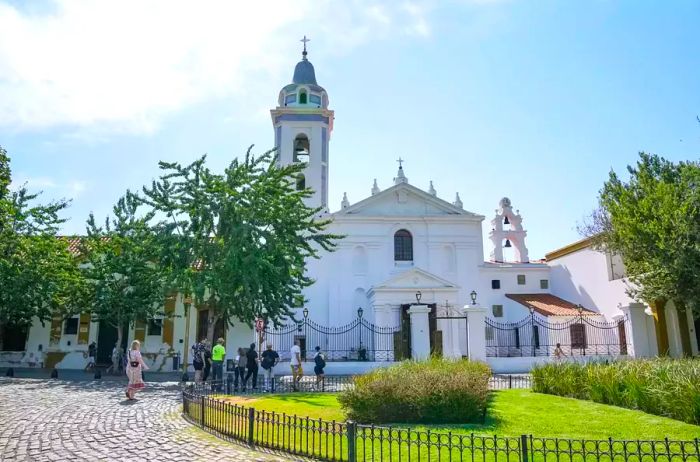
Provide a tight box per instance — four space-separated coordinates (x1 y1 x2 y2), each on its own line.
211 338 226 392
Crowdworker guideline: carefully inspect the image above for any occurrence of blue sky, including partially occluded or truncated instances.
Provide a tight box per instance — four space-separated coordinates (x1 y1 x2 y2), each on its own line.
1 0 698 259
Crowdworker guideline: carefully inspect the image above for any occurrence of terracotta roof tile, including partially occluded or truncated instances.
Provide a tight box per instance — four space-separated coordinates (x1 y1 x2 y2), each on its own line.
505 293 597 317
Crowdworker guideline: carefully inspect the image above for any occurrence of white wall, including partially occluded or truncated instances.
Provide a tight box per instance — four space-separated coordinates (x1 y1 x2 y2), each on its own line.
548 247 635 320
478 265 551 322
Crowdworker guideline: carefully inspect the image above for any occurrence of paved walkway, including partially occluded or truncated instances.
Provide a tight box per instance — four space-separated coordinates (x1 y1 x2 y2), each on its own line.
0 378 291 462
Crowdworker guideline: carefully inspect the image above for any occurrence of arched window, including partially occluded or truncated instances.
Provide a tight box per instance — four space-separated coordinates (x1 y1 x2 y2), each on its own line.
394 229 413 261
299 90 307 104
296 174 305 191
293 134 310 163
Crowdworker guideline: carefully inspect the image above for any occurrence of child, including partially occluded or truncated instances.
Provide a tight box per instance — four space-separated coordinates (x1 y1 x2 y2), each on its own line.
313 346 325 390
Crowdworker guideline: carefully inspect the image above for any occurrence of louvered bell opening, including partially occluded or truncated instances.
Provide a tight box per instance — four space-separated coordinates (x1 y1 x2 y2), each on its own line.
504 239 512 248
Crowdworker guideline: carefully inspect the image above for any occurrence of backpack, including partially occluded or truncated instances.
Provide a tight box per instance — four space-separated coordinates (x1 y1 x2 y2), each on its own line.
314 352 326 369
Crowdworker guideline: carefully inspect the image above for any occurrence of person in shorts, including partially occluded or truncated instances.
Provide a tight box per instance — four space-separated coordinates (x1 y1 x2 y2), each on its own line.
260 344 280 392
84 341 97 371
290 339 302 391
313 346 326 390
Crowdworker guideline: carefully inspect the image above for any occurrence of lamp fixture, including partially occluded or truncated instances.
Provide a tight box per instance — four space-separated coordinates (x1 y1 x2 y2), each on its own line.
470 290 477 305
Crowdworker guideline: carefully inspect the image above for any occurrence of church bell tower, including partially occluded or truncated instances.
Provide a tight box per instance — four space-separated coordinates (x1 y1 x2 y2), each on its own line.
271 36 334 210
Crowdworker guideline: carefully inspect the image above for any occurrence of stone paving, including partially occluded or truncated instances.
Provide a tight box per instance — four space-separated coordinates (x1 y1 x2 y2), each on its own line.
0 378 292 462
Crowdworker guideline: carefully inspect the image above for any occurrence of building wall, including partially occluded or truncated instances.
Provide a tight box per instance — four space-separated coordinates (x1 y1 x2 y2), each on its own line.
478 265 551 322
547 247 635 320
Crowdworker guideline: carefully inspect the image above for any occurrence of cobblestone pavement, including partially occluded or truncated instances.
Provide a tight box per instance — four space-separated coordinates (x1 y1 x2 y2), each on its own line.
0 378 291 462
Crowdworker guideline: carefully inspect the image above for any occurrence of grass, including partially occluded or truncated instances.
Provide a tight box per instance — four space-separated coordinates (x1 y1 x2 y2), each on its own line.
218 389 700 440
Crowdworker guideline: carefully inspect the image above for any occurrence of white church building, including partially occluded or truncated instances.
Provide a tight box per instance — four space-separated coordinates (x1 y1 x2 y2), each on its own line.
2 42 696 373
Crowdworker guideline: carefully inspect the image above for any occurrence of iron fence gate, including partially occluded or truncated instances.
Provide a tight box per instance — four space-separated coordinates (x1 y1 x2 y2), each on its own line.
262 313 401 362
486 312 630 358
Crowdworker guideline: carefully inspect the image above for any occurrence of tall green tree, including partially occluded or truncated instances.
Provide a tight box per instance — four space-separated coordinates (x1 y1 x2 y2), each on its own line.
81 193 170 349
0 146 83 350
140 147 340 342
583 152 700 312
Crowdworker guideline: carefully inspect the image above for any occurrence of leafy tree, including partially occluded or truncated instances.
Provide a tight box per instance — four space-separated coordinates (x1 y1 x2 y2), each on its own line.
80 193 170 349
0 146 82 350
140 147 340 343
583 152 700 313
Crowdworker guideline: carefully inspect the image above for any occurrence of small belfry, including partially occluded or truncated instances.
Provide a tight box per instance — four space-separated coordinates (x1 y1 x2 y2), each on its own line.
489 197 530 263
271 36 334 210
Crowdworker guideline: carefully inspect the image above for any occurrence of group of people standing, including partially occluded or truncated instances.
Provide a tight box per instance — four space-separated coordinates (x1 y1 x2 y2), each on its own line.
190 338 326 392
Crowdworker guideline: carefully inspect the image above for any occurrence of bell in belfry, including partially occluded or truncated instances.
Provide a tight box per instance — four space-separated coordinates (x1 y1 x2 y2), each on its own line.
504 239 512 248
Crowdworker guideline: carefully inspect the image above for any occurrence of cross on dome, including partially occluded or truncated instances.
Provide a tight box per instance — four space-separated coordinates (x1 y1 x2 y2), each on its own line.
396 157 404 168
300 35 310 59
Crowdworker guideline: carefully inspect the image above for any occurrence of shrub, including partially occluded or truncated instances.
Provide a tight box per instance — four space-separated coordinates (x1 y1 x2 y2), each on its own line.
532 358 700 425
338 358 491 424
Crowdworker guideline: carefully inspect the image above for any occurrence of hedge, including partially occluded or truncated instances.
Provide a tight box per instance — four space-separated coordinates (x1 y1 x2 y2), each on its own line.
531 358 700 424
338 358 491 424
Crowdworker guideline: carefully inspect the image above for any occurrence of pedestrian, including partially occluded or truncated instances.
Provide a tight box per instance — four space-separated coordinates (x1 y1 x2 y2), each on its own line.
191 338 207 384
36 344 45 369
313 346 326 390
125 340 149 400
26 351 37 368
84 341 97 372
290 339 303 391
233 347 246 391
260 343 280 392
554 343 567 361
202 340 212 383
107 342 120 375
244 342 259 391
211 337 226 392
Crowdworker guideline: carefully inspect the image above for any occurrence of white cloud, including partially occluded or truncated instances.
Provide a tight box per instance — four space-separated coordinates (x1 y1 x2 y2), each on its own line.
0 0 435 134
10 174 88 198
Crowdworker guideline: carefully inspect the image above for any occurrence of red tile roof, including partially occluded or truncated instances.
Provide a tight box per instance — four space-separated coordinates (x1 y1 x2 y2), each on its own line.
505 293 597 317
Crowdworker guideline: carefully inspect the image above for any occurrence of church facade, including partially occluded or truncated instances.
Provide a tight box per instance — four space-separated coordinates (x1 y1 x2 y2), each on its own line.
2 44 693 372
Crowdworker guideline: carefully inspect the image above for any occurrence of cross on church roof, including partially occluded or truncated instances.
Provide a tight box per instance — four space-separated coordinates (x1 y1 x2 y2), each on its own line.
397 157 404 168
300 35 310 57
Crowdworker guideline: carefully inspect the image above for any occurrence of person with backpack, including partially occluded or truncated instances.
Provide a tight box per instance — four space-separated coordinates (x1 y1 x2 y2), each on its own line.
313 346 326 390
260 344 280 392
191 338 207 383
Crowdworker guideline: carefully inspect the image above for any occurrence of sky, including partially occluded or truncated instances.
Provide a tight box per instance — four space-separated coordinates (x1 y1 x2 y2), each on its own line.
1 0 699 260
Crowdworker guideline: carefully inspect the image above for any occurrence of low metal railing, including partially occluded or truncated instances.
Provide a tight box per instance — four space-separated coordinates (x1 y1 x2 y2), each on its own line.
182 381 699 462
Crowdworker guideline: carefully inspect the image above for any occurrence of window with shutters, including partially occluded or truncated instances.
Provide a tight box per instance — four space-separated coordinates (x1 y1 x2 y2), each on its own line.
64 317 79 335
394 229 413 261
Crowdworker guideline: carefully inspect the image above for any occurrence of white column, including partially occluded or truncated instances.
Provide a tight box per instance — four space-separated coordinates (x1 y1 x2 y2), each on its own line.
408 305 431 360
620 303 654 358
445 314 463 359
464 304 487 362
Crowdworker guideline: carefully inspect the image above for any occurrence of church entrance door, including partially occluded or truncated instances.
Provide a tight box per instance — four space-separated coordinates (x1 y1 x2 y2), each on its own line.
397 303 441 359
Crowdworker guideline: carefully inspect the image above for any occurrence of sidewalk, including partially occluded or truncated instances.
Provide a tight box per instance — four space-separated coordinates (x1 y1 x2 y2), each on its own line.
0 367 183 382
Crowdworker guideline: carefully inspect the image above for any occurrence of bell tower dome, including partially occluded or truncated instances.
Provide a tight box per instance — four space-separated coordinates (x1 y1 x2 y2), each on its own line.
489 197 530 263
271 36 334 210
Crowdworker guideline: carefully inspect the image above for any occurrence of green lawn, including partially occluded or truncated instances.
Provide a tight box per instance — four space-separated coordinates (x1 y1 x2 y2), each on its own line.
220 389 700 440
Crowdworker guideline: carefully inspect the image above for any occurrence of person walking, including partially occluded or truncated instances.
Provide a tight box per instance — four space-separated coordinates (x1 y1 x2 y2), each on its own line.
36 344 45 369
233 347 246 391
313 346 326 390
260 344 279 392
106 342 121 375
243 343 259 391
191 338 207 384
211 338 226 392
554 343 567 361
290 339 303 391
125 340 149 400
202 340 212 383
84 341 97 372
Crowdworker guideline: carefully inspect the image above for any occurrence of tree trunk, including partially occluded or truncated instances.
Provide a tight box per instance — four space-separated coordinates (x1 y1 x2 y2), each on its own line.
116 324 123 353
206 312 222 346
0 320 4 351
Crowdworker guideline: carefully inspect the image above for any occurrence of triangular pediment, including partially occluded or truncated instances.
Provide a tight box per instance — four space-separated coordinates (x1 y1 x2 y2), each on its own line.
372 267 460 291
333 183 482 219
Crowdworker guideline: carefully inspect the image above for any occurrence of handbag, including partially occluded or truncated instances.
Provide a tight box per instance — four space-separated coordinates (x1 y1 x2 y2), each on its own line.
128 350 139 368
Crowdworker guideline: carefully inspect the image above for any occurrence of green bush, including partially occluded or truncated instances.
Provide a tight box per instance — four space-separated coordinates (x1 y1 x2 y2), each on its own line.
532 358 700 424
338 358 491 424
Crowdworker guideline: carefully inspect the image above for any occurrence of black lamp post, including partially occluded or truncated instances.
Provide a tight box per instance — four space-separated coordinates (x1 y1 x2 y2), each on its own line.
415 291 422 304
303 306 309 319
470 290 477 305
357 306 365 360
357 306 364 319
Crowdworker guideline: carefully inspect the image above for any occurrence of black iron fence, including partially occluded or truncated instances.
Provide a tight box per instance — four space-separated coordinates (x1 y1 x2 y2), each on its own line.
486 313 630 358
183 387 700 462
191 374 531 396
263 315 401 362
